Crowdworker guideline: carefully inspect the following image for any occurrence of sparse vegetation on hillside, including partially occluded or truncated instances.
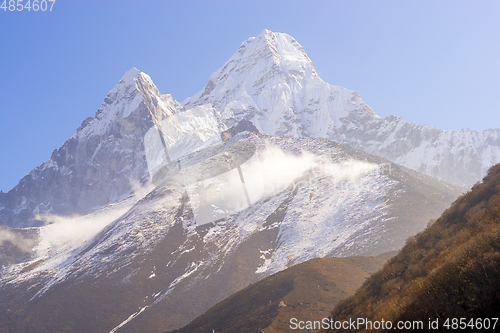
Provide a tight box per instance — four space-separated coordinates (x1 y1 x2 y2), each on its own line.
166 254 394 333
322 164 500 332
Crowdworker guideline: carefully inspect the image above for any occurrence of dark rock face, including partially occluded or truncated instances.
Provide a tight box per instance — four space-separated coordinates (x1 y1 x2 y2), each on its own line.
221 119 260 140
0 225 38 267
0 69 183 228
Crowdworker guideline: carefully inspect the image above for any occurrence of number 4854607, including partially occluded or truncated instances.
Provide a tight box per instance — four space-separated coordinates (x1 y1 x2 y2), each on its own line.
1 0 56 11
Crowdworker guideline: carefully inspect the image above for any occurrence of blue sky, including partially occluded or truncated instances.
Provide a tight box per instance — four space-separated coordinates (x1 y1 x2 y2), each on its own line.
1 0 500 192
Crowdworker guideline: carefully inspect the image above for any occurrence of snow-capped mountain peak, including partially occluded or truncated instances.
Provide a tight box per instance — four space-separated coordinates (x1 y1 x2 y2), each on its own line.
2 29 498 333
118 67 141 85
77 67 175 138
251 29 318 76
184 30 319 108
183 30 500 188
183 29 372 140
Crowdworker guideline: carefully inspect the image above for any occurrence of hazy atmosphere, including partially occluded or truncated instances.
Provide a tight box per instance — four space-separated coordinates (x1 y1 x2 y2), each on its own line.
2 2 500 332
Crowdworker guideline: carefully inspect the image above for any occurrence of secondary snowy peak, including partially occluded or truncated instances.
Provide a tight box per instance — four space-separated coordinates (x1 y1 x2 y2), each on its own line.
0 68 185 227
362 119 500 187
184 29 375 138
76 67 178 138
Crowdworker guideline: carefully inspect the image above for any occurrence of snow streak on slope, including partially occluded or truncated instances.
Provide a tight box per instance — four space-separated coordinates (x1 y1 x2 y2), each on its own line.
1 136 380 292
184 29 500 188
256 165 394 275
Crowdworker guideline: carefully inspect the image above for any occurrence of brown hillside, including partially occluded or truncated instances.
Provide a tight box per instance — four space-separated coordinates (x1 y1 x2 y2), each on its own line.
167 252 395 333
321 164 500 332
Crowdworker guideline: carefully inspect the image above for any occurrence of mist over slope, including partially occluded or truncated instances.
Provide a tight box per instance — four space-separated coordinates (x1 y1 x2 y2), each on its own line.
0 132 461 332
